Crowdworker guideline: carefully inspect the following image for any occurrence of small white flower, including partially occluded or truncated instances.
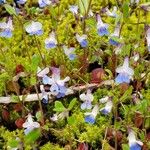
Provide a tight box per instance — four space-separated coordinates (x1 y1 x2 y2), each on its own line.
37 67 50 77
105 6 117 18
80 89 94 110
97 14 109 36
63 45 76 60
69 5 78 15
38 0 51 8
45 31 57 49
116 57 134 76
99 96 109 103
50 114 58 122
0 18 13 38
130 0 140 4
100 100 113 115
128 129 143 150
84 104 99 124
25 21 43 35
76 34 88 47
17 0 27 4
22 114 40 135
133 53 140 62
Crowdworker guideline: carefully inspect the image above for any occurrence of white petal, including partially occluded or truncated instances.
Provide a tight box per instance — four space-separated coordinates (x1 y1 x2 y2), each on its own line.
92 104 99 117
37 67 49 77
99 96 109 103
80 93 87 101
32 122 40 128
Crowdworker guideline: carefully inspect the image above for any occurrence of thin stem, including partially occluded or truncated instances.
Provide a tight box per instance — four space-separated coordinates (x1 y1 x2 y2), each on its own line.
34 85 44 125
34 35 46 67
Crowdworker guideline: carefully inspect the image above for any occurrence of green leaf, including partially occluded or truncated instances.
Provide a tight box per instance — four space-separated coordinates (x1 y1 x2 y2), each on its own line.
120 86 133 102
78 0 90 16
67 116 76 125
122 2 129 20
122 144 130 150
85 18 96 28
31 55 41 72
4 4 17 16
8 139 19 148
68 98 77 110
36 111 42 122
25 129 41 144
53 101 66 112
30 76 37 85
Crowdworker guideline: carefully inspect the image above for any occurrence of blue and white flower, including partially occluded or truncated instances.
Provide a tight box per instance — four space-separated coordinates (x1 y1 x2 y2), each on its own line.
22 114 40 135
0 0 5 4
38 0 51 8
45 32 57 49
41 67 70 98
84 104 99 124
80 89 94 110
0 18 13 38
100 98 113 115
25 21 43 35
115 57 134 84
130 0 140 4
109 23 121 46
76 34 88 48
97 14 109 36
69 5 78 15
105 6 117 18
16 0 27 4
37 67 50 78
146 27 150 52
63 45 76 60
128 130 143 150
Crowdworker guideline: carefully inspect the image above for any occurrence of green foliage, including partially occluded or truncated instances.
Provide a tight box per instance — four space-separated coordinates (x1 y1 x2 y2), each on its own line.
53 101 66 112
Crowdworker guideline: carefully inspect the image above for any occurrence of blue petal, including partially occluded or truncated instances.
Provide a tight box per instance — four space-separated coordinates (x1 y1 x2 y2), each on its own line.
115 73 130 84
29 30 43 36
109 38 119 46
36 30 43 35
98 27 109 36
80 39 88 48
17 0 26 4
0 29 12 38
42 98 48 104
68 54 76 60
50 84 59 93
130 143 142 150
101 108 109 115
58 86 67 94
56 93 65 98
42 76 50 84
39 0 48 7
86 102 92 109
45 42 56 49
85 115 95 124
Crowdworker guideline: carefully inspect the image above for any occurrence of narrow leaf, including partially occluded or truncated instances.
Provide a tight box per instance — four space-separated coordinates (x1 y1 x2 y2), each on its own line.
4 4 17 16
